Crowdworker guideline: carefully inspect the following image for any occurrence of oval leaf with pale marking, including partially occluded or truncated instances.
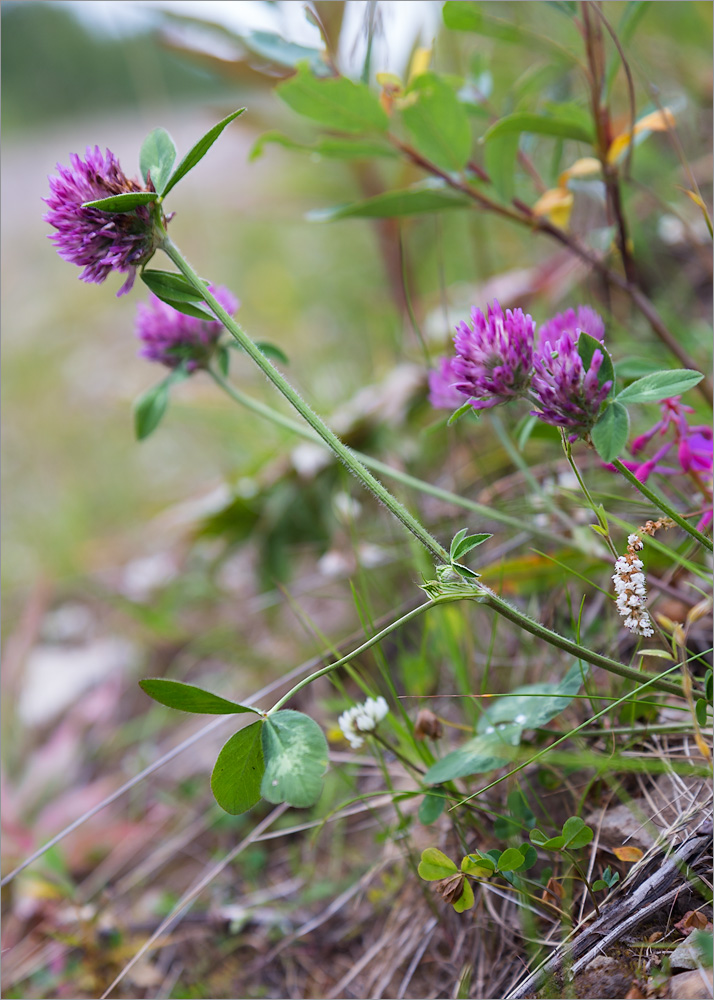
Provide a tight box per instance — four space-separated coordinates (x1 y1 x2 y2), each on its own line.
211 721 265 814
616 369 703 404
161 109 245 198
139 678 260 715
261 710 328 808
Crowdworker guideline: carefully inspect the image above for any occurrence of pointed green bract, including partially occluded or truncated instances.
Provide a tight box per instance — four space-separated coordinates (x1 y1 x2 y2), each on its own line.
277 62 388 134
139 678 260 715
140 128 177 195
578 332 615 392
83 192 158 212
261 710 328 808
140 269 215 319
133 367 189 440
161 109 245 198
211 721 265 814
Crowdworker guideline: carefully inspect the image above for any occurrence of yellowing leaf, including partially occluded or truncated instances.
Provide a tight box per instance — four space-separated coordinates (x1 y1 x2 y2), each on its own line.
608 107 675 164
634 108 675 134
407 47 432 83
559 156 601 187
613 845 643 862
376 72 402 90
532 187 574 228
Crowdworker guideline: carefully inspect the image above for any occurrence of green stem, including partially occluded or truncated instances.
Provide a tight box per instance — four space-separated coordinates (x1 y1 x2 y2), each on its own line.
563 436 618 558
159 232 450 567
612 459 713 552
479 589 683 696
268 599 442 714
156 237 684 701
205 367 565 546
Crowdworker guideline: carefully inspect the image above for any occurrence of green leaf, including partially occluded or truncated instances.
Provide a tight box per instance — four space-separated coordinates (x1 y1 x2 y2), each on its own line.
530 828 566 851
401 72 472 172
261 710 328 808
140 127 177 195
478 661 587 733
141 269 210 304
461 853 495 877
211 721 265 814
83 191 158 212
484 132 519 203
161 108 245 198
419 790 446 825
256 341 289 364
157 298 216 321
250 130 397 162
418 847 459 880
276 62 388 134
425 724 522 784
442 1 578 60
308 186 470 221
447 400 477 426
134 381 169 441
577 332 615 392
133 367 189 440
451 530 491 562
616 369 704 404
453 879 475 912
241 30 327 73
591 401 630 462
484 111 593 145
561 816 593 850
497 847 526 872
518 844 538 870
139 678 260 715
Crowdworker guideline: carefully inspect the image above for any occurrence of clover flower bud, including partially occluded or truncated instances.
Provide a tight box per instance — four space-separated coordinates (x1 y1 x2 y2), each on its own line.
136 287 239 371
338 696 389 750
44 147 159 295
531 325 612 438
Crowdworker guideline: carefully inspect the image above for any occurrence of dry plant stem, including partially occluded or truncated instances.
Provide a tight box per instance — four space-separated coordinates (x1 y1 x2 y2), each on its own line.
612 458 713 551
388 138 713 406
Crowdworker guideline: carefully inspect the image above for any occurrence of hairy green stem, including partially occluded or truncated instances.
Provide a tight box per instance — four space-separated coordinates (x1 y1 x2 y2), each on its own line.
612 458 713 552
159 231 450 566
157 235 685 702
480 588 683 696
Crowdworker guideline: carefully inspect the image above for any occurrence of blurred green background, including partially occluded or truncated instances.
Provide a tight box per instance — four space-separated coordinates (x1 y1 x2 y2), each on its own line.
2 0 712 603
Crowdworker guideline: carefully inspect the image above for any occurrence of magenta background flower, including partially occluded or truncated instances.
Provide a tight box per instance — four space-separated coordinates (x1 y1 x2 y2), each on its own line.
428 357 467 410
136 286 239 371
44 146 157 296
536 305 604 352
450 300 535 409
530 329 612 437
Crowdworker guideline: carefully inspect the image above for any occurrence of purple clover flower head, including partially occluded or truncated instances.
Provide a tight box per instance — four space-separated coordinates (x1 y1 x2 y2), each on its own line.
531 329 612 438
428 357 467 410
536 305 605 352
136 286 239 371
450 300 535 410
44 147 158 296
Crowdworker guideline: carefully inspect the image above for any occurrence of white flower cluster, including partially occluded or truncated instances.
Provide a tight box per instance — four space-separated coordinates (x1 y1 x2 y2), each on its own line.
338 696 389 749
612 534 654 637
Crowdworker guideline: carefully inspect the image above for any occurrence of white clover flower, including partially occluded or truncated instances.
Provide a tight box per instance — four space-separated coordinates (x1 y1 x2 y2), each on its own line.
338 696 389 749
612 539 654 637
